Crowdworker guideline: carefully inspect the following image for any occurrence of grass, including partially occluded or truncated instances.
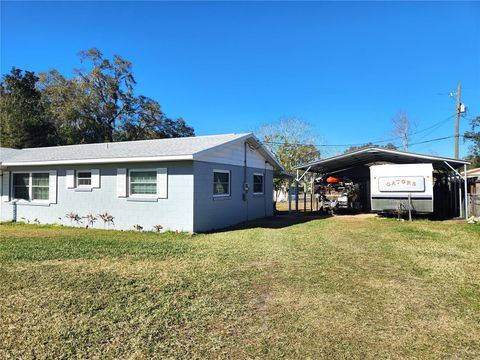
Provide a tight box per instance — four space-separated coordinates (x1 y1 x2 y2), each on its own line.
1 216 479 359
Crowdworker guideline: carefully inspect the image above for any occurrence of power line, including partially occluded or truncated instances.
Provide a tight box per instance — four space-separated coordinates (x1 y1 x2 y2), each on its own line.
409 135 459 147
262 134 465 148
414 115 455 142
262 114 456 148
413 114 455 136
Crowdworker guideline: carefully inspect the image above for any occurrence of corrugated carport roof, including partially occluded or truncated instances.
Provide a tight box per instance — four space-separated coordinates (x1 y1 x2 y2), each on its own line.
295 147 469 173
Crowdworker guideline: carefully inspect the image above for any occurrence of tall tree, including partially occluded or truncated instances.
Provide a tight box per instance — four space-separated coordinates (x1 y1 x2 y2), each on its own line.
257 118 321 199
118 96 194 141
73 48 137 142
38 69 87 145
392 111 415 151
464 116 480 168
257 117 320 173
0 68 56 148
38 48 194 144
2 51 195 148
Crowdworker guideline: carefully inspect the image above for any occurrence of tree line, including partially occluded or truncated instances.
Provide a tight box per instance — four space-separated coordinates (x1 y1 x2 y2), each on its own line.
1 49 478 168
465 116 480 168
0 48 194 148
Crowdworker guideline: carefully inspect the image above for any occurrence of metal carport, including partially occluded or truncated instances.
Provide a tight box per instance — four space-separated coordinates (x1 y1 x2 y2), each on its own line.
293 147 470 218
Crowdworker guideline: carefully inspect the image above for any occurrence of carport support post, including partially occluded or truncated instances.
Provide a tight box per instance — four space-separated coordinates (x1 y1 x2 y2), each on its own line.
408 193 412 221
443 160 468 219
455 175 461 217
459 176 464 218
295 170 299 214
310 176 314 212
464 164 469 219
288 178 292 214
303 180 307 212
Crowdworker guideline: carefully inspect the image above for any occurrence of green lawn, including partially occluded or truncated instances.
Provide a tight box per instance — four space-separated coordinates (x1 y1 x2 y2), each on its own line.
1 216 479 359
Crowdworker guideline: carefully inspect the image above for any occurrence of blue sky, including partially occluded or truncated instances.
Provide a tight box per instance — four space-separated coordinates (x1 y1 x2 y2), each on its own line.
2 1 479 158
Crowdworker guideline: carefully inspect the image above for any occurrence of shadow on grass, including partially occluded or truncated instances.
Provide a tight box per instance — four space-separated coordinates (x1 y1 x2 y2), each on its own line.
209 212 331 233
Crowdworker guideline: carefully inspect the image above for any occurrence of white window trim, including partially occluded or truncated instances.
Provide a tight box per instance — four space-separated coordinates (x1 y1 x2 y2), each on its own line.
128 168 158 198
253 173 264 195
76 170 92 188
213 169 231 197
11 171 51 204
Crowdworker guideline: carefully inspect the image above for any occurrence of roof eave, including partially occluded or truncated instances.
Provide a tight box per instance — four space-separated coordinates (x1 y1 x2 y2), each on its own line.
2 154 194 167
295 147 470 170
192 133 286 173
246 135 286 172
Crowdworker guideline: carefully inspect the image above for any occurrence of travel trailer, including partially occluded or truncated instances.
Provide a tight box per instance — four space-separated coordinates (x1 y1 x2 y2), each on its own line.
370 163 434 213
296 147 469 218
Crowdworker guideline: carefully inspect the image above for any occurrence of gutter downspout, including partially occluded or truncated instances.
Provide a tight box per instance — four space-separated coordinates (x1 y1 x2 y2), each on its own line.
288 178 292 214
244 141 248 221
264 161 268 217
464 164 469 219
295 170 299 214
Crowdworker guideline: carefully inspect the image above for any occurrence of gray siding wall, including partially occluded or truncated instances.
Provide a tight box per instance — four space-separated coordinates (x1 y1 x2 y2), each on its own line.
193 161 274 232
1 162 194 232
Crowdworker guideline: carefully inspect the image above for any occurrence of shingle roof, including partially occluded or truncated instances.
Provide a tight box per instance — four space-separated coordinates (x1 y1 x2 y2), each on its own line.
0 133 285 173
0 133 250 164
0 148 22 162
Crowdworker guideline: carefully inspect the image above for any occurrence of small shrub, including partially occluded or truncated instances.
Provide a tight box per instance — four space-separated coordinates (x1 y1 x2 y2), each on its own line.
66 212 82 226
98 212 115 229
83 214 97 229
153 224 163 233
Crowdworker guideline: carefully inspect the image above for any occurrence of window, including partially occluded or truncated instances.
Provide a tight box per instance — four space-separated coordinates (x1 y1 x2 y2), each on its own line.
213 170 230 196
12 172 49 201
32 173 49 200
130 170 157 195
253 174 264 194
13 173 29 200
77 171 92 186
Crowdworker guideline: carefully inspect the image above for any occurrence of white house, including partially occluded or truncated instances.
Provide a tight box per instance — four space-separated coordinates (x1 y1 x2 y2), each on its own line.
0 133 286 232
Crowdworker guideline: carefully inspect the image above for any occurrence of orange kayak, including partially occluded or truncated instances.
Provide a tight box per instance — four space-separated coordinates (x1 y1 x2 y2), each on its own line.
326 176 341 184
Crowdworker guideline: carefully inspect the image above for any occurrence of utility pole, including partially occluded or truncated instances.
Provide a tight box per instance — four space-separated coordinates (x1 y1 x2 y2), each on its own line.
454 82 461 159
